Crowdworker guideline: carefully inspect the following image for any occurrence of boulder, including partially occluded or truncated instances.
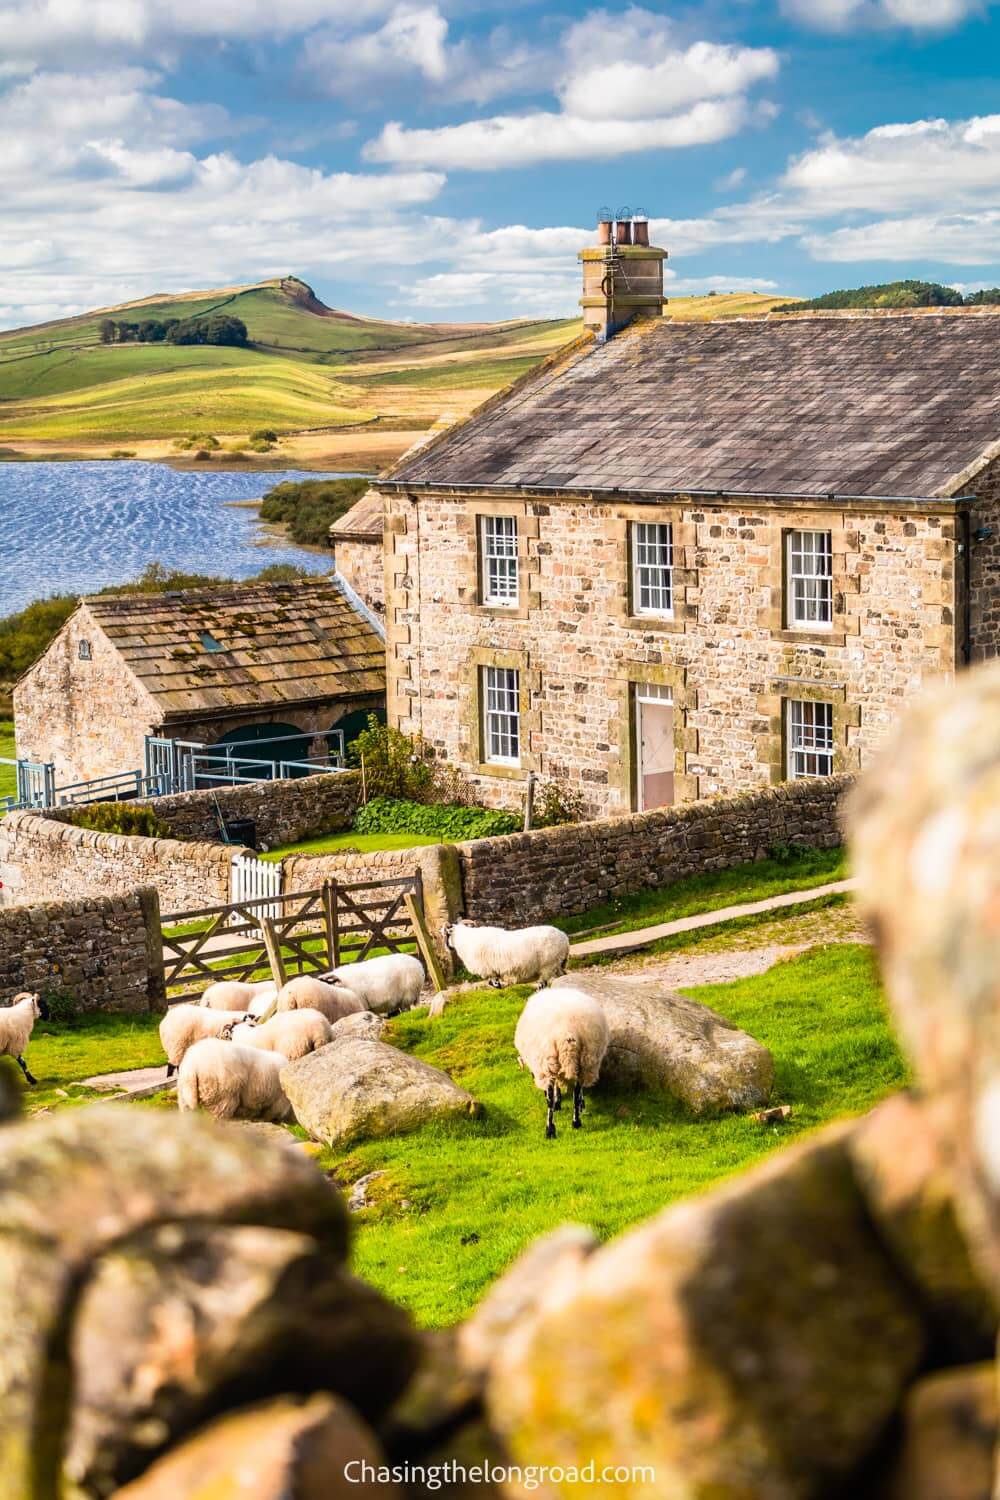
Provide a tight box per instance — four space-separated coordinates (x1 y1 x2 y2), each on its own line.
847 660 1000 1299
331 1010 385 1042
848 1092 997 1361
111 1393 402 1499
458 1226 599 1380
282 1038 480 1149
879 1364 997 1500
553 972 774 1113
489 1124 925 1500
0 1106 418 1499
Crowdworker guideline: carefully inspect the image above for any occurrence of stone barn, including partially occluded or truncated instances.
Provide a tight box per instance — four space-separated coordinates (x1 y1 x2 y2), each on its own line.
13 577 386 786
374 221 1000 819
330 488 385 617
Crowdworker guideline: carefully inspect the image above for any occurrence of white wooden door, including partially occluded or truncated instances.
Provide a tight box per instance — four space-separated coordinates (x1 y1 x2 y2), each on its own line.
635 684 674 812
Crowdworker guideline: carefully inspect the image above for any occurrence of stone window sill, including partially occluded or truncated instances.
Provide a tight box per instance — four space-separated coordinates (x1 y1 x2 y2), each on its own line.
774 628 847 648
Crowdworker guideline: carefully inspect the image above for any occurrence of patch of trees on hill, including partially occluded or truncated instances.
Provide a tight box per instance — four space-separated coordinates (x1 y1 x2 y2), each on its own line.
776 280 1000 313
99 314 250 347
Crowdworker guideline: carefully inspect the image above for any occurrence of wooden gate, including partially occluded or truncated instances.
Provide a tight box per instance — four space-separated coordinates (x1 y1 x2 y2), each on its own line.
229 851 283 926
160 873 434 1005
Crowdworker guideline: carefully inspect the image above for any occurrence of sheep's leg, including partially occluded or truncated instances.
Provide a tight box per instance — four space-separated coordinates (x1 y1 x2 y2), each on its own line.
16 1055 37 1086
572 1084 584 1129
553 1086 562 1111
165 1062 176 1079
545 1084 557 1140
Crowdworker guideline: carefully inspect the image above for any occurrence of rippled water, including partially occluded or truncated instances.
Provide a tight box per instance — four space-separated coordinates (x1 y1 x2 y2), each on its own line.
1 461 349 615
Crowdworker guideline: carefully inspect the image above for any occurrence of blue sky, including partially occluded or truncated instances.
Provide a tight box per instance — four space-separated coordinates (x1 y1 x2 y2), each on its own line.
2 0 1000 328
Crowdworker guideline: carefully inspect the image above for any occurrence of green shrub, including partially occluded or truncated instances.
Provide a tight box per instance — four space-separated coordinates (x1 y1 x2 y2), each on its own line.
353 797 519 841
533 778 586 828
40 989 82 1023
251 428 279 442
260 476 368 548
66 803 173 838
109 449 136 458
348 716 437 803
193 449 212 461
248 438 274 453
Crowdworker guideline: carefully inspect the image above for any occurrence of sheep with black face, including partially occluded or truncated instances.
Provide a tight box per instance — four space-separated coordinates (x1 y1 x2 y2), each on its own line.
0 992 50 1085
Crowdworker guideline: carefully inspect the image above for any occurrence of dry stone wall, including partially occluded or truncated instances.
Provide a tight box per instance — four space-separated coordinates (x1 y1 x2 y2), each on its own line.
0 810 236 913
145 771 361 848
0 887 165 1013
457 774 848 924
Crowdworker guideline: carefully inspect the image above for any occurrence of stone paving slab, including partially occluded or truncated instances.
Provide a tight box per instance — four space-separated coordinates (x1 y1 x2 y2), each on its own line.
569 879 858 958
83 1066 175 1100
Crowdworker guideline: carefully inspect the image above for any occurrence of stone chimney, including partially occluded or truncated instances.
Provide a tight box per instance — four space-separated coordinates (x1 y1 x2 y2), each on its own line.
579 211 667 341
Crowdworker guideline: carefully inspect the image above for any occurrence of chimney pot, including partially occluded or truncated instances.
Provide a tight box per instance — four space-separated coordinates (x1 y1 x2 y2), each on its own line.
632 218 650 247
616 219 632 246
597 219 612 246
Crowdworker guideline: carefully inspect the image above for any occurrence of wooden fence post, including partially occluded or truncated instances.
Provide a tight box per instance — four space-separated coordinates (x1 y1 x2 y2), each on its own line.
260 917 288 991
404 892 447 995
322 880 340 969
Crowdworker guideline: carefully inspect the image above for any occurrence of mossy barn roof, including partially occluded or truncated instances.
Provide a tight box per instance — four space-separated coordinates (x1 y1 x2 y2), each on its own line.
83 578 385 721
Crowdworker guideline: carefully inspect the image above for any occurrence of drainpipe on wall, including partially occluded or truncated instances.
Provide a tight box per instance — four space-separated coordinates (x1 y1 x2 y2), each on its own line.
959 508 972 666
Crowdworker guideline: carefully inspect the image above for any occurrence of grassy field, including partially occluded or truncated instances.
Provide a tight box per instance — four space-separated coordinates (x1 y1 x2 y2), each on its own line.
0 278 792 465
0 719 15 799
19 937 901 1326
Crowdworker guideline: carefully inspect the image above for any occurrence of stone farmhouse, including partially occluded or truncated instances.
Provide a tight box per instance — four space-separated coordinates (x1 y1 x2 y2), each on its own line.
331 488 385 617
371 222 1000 818
14 577 385 786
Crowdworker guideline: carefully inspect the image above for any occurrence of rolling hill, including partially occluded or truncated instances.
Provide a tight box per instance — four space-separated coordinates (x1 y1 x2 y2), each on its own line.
0 278 792 471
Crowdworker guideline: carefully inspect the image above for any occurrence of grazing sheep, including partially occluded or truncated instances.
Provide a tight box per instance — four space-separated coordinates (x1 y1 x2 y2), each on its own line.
275 975 364 1023
445 921 570 989
199 979 276 1012
176 1038 291 1122
0 992 49 1086
159 1003 243 1078
514 985 609 1139
329 954 425 1016
230 1008 333 1061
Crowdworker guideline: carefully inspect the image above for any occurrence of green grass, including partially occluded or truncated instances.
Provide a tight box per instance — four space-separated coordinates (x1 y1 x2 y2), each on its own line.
559 847 848 939
339 943 901 1325
22 1013 164 1113
21 942 901 1327
0 719 15 803
263 829 462 860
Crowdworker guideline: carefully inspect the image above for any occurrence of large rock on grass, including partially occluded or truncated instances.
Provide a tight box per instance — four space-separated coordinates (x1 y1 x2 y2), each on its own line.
112 1393 402 1499
282 1038 480 1149
553 972 774 1113
489 1124 925 1500
0 1106 418 1499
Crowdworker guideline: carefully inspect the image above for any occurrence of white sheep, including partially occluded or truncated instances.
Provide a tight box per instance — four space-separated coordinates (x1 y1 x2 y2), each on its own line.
229 1008 333 1061
514 985 609 1139
328 954 425 1016
446 921 570 989
199 979 277 1012
159 1003 243 1078
275 974 364 1023
0 992 49 1086
176 1038 291 1122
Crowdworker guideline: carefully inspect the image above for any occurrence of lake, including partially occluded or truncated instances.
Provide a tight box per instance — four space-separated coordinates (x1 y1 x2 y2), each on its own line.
1 461 351 615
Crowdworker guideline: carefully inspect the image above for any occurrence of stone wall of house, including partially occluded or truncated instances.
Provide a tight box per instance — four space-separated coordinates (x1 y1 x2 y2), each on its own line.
969 455 1000 660
382 487 960 818
0 887 165 1013
0 810 236 914
335 538 385 616
137 771 361 849
457 775 849 925
13 604 159 785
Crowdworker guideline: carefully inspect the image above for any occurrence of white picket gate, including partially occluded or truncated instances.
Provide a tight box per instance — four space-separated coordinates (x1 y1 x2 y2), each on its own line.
229 852 283 928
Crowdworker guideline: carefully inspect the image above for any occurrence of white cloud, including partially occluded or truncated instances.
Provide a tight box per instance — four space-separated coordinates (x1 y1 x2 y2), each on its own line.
781 0 988 29
714 166 748 191
367 98 773 171
804 212 1000 263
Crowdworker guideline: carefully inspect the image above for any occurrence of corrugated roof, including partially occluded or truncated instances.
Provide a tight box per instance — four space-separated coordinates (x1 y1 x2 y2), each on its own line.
388 311 1000 500
84 579 385 721
330 488 383 541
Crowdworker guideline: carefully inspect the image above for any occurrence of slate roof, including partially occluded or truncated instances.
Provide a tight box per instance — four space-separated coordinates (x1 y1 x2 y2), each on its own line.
330 488 383 542
83 579 385 722
388 311 1000 501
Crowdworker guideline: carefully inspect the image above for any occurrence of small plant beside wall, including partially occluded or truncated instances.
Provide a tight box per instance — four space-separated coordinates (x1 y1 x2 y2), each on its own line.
354 797 520 841
532 778 587 829
65 803 173 839
348 717 438 804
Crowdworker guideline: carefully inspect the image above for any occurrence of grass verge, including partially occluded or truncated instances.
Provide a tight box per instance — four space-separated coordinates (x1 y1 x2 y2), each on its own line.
0 719 15 803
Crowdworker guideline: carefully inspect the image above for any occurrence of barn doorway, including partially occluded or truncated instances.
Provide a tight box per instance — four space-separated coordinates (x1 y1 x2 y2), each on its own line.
634 683 674 812
203 722 311 782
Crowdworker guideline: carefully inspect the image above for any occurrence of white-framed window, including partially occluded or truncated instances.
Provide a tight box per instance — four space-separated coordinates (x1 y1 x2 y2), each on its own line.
786 699 835 779
78 639 92 661
631 521 673 617
480 515 519 606
482 666 520 766
786 530 833 628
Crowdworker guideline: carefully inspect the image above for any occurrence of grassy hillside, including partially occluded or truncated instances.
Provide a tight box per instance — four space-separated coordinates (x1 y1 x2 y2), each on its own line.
0 280 792 469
